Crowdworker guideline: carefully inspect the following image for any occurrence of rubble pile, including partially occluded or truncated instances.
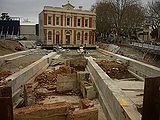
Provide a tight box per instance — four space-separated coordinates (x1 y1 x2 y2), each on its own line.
35 66 76 87
96 60 132 79
66 57 87 71
33 66 77 101
14 100 98 120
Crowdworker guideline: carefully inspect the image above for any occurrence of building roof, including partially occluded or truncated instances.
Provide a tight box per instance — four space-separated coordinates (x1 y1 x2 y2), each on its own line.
20 22 35 26
43 5 96 16
62 1 75 10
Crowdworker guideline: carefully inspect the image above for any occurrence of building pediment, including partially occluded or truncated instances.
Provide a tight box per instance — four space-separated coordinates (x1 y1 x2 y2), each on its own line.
62 2 75 10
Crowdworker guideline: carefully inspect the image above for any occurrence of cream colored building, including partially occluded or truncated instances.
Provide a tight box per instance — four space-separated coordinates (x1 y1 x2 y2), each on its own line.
39 2 96 47
20 22 36 40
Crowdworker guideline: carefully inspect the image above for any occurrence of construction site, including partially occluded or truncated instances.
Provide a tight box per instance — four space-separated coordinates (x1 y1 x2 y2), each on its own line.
0 40 160 120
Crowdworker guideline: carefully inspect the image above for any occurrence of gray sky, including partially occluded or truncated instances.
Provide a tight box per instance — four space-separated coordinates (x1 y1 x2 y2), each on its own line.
0 0 152 24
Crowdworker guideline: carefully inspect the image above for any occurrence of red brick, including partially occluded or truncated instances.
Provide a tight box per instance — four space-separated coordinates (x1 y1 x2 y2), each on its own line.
14 102 73 120
82 17 84 27
44 29 47 43
79 98 94 109
44 13 47 25
53 14 55 26
82 31 84 44
61 15 63 26
61 30 63 44
74 16 77 27
53 29 55 44
68 107 98 120
89 31 92 45
89 17 92 28
74 30 76 44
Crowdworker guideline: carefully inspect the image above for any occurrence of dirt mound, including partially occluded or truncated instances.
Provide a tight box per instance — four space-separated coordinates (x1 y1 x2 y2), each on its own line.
96 60 133 79
0 39 20 56
66 57 87 71
33 66 77 100
35 66 76 87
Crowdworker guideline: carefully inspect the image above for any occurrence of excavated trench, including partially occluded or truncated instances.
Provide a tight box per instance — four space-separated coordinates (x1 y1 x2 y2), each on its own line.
1 49 149 120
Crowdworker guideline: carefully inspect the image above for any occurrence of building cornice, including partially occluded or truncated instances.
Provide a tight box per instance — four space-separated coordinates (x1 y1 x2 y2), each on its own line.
43 25 96 30
43 6 96 16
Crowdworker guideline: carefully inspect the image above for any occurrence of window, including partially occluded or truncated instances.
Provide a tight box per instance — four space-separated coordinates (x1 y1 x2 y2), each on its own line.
67 17 70 26
48 16 52 25
85 19 88 27
48 31 52 41
77 18 81 27
85 33 88 41
77 32 80 41
56 16 60 25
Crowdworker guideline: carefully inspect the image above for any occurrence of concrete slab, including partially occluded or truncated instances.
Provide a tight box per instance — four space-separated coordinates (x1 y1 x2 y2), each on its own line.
39 95 80 105
114 80 144 106
86 57 141 120
56 73 77 92
5 55 25 61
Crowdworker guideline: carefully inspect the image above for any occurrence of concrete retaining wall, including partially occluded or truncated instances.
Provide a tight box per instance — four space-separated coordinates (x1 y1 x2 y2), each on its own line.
86 57 141 120
98 49 160 79
4 52 56 107
0 49 35 66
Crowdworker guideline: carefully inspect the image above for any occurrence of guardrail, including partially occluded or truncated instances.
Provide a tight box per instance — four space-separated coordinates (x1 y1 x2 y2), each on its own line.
129 42 160 51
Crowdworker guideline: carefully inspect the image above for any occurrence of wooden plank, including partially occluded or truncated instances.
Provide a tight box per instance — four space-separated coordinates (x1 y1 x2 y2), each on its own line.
0 97 13 120
0 87 13 120
142 77 160 120
0 86 12 97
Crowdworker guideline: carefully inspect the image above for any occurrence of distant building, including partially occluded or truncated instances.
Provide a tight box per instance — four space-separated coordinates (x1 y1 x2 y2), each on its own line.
20 22 36 40
0 15 20 39
39 2 96 47
137 25 152 41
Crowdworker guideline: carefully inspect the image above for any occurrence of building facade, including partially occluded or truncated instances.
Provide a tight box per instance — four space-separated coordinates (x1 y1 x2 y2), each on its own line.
39 2 96 47
20 23 36 40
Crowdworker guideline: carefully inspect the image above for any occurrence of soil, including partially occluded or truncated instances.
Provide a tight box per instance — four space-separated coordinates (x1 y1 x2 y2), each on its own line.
33 66 77 101
0 54 43 73
0 39 19 56
96 60 134 79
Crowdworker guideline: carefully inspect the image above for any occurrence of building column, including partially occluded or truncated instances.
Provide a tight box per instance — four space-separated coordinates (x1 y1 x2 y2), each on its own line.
63 30 65 44
44 29 47 44
61 30 63 45
53 29 56 45
82 31 84 45
89 31 92 45
74 30 76 44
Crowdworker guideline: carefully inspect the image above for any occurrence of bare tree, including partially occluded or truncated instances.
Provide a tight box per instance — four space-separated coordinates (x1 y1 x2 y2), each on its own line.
95 0 145 39
148 1 160 29
0 13 11 21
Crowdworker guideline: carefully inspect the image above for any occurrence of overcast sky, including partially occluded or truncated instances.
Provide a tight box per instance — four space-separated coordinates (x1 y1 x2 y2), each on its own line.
0 0 152 24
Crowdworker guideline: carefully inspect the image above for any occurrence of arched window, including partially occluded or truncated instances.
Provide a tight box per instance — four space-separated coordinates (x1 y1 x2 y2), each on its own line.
85 33 88 41
77 32 80 41
48 31 52 41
